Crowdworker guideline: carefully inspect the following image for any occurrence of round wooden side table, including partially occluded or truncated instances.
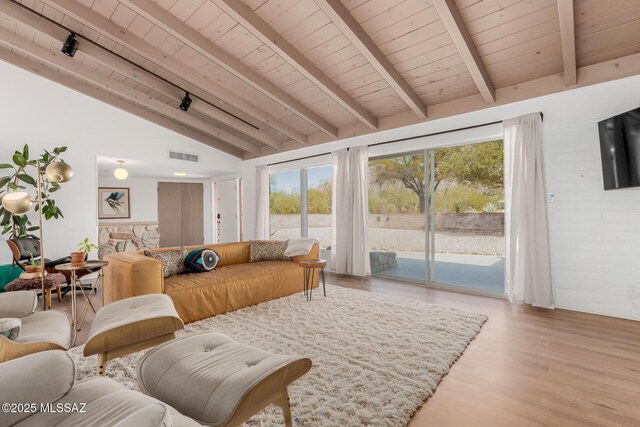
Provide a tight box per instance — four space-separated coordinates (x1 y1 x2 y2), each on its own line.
298 259 327 302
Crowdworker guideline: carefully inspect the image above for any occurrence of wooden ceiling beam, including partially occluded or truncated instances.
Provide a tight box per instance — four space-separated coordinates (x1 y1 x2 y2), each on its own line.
0 48 244 158
558 0 577 86
430 0 496 104
118 0 338 137
0 27 261 155
0 0 282 151
313 0 427 119
211 0 378 129
41 0 308 145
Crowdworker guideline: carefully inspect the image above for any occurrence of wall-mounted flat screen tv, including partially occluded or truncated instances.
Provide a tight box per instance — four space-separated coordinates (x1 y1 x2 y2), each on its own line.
599 107 640 190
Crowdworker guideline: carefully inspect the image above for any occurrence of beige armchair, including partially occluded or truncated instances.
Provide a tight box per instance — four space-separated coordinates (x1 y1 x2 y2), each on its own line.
0 290 72 362
0 350 201 427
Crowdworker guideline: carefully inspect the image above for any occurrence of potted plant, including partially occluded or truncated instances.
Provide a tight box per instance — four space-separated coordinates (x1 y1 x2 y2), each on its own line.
24 251 43 273
71 237 98 265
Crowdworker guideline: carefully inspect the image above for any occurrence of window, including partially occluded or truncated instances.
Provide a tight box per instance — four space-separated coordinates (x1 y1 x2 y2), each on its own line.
306 165 332 250
269 164 333 261
269 169 301 240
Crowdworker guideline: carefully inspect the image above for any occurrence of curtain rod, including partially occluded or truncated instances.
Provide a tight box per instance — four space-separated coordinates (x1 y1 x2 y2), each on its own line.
267 112 543 166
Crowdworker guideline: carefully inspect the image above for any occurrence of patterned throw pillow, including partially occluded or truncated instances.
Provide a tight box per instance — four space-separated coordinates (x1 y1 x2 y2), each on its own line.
249 240 291 262
184 248 219 272
144 247 189 278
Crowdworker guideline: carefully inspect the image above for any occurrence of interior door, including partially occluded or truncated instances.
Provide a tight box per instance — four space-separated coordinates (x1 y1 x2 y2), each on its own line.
158 182 204 247
158 182 182 247
181 183 204 246
216 179 240 243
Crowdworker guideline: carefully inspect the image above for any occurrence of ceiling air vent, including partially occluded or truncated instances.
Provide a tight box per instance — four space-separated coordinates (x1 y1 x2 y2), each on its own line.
169 151 199 162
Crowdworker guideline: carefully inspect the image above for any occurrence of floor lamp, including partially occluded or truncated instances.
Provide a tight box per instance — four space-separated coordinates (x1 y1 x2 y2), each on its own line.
2 160 73 310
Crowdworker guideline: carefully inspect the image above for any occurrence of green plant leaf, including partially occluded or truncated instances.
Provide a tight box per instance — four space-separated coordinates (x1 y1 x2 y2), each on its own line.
17 174 36 186
0 176 10 188
0 164 14 169
22 144 29 160
12 152 26 167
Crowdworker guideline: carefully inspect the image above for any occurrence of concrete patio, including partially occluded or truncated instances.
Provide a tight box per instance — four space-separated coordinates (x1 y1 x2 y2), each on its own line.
372 252 505 294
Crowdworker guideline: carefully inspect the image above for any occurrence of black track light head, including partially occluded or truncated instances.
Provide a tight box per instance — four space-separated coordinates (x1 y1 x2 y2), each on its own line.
179 92 192 111
61 33 79 57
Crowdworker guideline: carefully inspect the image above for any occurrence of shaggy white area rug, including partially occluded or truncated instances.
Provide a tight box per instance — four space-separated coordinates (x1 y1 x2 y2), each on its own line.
69 285 487 426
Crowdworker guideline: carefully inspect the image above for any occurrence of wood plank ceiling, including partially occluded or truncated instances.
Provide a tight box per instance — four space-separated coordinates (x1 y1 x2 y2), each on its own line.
0 0 639 158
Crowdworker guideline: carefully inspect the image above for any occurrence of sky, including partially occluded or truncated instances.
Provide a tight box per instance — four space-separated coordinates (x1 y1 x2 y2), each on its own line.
270 165 332 193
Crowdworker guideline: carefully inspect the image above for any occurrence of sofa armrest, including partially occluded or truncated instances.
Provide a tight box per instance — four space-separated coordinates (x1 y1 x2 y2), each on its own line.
0 290 37 318
103 252 164 305
0 350 75 426
291 243 320 262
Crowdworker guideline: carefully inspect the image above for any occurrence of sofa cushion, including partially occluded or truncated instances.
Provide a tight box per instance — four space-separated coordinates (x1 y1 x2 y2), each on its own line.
164 261 298 293
184 249 219 273
145 247 189 278
249 240 290 262
16 310 72 349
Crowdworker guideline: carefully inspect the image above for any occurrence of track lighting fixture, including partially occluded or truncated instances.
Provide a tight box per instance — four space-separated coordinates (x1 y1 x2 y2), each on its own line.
179 92 192 111
61 33 79 57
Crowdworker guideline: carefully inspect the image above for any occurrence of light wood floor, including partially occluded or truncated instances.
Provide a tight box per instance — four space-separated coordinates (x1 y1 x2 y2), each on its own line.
47 276 640 427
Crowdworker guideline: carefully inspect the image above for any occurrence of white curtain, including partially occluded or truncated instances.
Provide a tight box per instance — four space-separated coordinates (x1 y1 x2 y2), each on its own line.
254 165 269 240
331 147 370 276
503 113 553 308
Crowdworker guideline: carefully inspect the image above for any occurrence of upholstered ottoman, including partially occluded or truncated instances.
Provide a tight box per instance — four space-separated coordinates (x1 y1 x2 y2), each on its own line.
137 332 312 427
84 294 184 375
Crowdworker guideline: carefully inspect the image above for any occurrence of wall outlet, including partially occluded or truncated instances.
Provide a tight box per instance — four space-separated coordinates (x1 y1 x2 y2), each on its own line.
547 192 555 203
628 286 640 302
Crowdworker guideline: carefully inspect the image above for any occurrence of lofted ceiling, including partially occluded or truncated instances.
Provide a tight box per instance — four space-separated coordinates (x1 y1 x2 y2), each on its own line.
0 0 639 159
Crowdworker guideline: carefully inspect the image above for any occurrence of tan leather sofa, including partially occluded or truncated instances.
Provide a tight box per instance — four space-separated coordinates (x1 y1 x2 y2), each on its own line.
103 242 319 324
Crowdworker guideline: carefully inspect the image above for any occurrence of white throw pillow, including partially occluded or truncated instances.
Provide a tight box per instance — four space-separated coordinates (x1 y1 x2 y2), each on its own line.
0 318 21 340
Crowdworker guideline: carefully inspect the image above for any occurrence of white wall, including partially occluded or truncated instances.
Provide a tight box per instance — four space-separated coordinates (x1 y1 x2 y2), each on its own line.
98 176 215 243
241 75 640 321
0 60 242 262
98 176 159 222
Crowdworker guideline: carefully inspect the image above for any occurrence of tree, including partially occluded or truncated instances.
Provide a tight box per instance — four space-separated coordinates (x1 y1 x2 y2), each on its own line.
439 140 503 195
370 154 428 213
369 140 504 213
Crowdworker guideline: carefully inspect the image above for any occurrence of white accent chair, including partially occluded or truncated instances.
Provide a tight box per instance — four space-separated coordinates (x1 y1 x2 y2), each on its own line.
0 290 72 362
137 332 312 427
0 350 201 427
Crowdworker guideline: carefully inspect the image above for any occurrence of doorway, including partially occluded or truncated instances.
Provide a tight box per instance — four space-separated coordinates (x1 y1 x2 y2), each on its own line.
215 178 241 243
368 140 505 295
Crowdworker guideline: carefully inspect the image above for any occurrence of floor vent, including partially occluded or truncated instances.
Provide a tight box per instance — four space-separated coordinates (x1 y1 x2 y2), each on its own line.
169 151 199 162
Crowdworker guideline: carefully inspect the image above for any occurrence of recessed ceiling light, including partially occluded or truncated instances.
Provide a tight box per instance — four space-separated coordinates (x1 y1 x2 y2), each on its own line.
173 172 187 176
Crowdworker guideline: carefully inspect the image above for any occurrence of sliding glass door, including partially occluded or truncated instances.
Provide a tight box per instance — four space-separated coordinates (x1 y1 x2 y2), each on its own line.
368 152 426 282
368 140 505 295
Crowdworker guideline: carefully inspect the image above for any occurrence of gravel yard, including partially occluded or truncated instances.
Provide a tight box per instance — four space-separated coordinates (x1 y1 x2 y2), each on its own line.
271 226 504 256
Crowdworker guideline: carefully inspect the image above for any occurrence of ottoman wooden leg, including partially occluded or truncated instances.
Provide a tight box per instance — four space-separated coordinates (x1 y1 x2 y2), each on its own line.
56 286 62 302
279 388 293 427
97 353 107 376
45 289 52 310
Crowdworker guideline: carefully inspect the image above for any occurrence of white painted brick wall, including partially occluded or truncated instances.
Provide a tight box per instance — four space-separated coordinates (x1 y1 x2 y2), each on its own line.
543 77 640 320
